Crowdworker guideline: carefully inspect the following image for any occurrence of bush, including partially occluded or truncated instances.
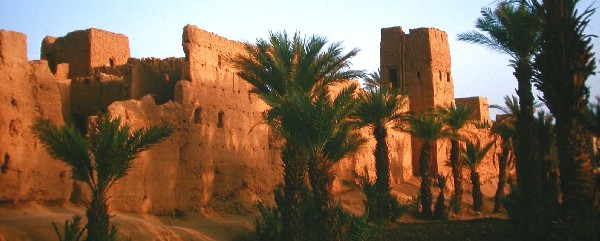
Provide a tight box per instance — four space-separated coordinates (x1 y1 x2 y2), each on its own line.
346 208 382 241
254 203 280 241
52 216 85 241
346 169 407 222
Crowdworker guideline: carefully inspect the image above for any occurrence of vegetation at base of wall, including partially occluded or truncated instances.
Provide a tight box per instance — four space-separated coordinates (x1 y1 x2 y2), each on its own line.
34 113 172 241
52 216 85 241
344 168 408 223
433 173 449 220
251 186 385 241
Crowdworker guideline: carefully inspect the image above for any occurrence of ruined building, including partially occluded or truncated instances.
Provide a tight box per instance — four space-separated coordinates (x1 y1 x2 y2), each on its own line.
380 26 491 175
0 25 493 214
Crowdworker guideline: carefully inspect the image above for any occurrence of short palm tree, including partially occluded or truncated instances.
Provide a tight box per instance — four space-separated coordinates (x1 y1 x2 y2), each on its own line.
462 139 495 212
401 111 454 218
532 0 597 220
458 0 544 226
352 71 408 220
232 31 364 241
490 116 515 212
489 95 520 212
438 104 474 213
33 114 172 241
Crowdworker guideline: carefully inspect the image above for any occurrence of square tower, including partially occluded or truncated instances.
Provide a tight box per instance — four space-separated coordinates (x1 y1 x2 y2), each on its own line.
41 28 130 78
380 26 455 175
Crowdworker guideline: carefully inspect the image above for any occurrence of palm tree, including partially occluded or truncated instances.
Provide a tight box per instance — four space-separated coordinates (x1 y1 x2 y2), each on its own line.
534 111 561 217
531 0 597 220
33 114 172 241
458 0 545 227
462 139 495 211
402 111 454 218
438 104 474 213
489 95 519 213
352 71 408 220
362 70 382 93
490 115 515 212
232 31 364 241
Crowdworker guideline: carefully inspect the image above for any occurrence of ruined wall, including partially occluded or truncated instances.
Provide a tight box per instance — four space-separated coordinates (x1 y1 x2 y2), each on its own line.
102 26 283 214
175 25 281 213
41 29 129 78
130 58 184 104
0 30 72 203
455 96 491 123
70 74 128 132
0 25 496 214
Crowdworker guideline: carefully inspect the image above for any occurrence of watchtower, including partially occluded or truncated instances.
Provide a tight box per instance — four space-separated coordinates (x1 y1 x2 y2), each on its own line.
380 26 454 175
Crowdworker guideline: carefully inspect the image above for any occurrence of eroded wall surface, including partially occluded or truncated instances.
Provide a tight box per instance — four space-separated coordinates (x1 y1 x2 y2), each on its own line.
0 25 492 214
0 30 72 203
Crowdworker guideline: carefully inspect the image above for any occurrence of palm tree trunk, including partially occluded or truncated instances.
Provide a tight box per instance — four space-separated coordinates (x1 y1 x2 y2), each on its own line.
450 139 463 212
555 117 594 220
471 170 483 212
308 153 341 241
513 61 545 231
419 142 433 218
86 192 110 241
434 190 446 219
373 126 391 218
493 140 510 212
280 144 307 241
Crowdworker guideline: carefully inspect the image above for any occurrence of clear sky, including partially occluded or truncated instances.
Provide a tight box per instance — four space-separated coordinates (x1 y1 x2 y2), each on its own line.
1 0 599 118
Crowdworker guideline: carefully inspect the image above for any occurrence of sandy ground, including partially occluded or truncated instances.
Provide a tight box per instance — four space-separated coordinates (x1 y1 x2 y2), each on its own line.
0 203 256 241
0 177 508 241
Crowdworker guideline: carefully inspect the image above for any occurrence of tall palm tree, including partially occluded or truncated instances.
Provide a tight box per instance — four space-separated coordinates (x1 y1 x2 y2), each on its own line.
438 104 474 213
33 114 172 241
232 31 364 241
458 0 545 227
531 0 597 220
269 84 364 241
462 139 495 212
352 71 408 220
401 111 454 218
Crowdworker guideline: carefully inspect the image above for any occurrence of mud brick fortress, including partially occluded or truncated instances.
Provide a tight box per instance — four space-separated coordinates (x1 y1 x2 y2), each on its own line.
0 25 495 214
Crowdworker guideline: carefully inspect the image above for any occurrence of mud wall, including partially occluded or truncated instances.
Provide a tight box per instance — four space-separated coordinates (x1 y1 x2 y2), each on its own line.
41 29 129 78
130 58 184 104
455 96 491 123
0 30 72 203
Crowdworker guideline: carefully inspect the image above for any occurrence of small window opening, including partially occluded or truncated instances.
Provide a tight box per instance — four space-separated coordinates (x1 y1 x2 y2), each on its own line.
217 111 224 128
447 72 451 82
389 68 398 90
417 71 421 81
109 58 115 67
1 153 9 174
439 71 442 81
193 108 202 124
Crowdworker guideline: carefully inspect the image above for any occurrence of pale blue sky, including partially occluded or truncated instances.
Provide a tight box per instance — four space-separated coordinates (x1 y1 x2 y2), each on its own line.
1 0 599 117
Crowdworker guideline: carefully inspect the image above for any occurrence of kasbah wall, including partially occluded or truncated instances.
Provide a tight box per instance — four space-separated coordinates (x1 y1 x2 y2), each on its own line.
0 25 501 214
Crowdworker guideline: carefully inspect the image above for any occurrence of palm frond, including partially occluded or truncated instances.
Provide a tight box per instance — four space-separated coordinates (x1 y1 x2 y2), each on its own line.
461 139 495 171
32 118 92 185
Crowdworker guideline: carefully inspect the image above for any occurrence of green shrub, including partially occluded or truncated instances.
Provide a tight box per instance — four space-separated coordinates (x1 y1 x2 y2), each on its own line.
52 216 85 241
254 203 280 241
